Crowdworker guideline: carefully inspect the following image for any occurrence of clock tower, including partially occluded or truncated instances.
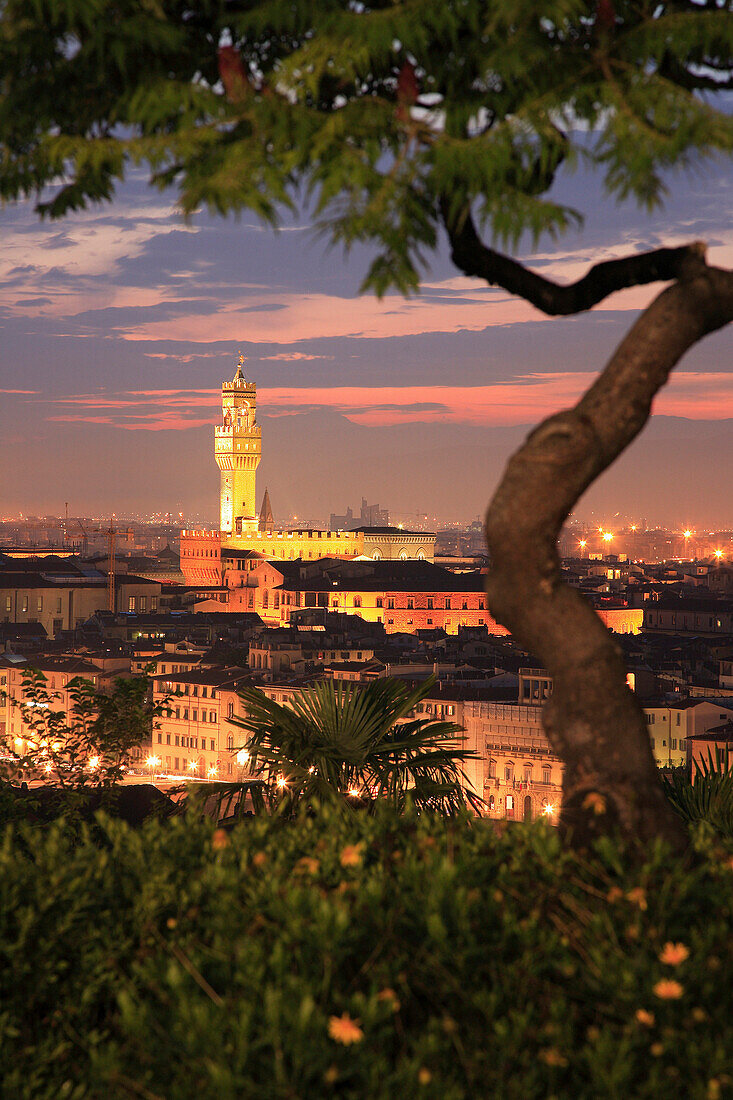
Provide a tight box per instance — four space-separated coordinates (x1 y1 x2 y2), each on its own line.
215 355 261 535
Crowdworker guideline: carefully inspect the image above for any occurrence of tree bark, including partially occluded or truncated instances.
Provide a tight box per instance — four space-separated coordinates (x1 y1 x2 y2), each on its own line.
483 264 733 848
441 200 708 316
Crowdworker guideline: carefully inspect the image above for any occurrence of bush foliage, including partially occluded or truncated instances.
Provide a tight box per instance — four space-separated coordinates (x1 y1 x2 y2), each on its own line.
1 808 732 1099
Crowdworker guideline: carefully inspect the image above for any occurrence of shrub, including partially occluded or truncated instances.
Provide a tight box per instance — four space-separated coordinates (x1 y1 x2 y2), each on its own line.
0 809 731 1099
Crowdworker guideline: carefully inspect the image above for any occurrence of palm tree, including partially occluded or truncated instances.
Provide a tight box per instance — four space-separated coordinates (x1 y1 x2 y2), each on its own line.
228 677 482 815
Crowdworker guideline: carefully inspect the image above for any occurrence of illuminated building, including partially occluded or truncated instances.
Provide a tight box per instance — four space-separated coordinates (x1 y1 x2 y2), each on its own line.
180 357 435 585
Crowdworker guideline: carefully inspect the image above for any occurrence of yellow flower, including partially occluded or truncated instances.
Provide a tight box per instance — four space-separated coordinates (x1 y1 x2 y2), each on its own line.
653 979 684 1000
626 887 648 910
340 844 364 868
635 1009 655 1027
295 856 320 875
659 942 690 966
539 1048 568 1068
582 791 607 815
328 1013 364 1045
211 829 229 850
377 988 401 1012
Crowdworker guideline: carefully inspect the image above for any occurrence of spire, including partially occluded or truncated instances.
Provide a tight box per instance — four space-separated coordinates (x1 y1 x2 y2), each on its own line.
233 351 246 383
259 487 274 533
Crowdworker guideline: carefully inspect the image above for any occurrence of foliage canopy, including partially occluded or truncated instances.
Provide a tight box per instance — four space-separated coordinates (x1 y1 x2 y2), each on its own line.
2 807 733 1098
0 1 731 293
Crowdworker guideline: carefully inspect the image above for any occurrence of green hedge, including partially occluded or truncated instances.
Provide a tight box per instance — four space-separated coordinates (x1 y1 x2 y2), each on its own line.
1 810 732 1099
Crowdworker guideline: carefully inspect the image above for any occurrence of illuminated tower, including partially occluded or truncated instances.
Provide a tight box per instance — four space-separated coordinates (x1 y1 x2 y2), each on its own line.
215 355 261 535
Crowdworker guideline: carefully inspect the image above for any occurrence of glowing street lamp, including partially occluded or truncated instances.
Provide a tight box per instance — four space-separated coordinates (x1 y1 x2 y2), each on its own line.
207 764 218 779
236 748 250 767
542 803 555 818
88 755 99 771
714 549 724 561
276 775 287 790
146 754 160 783
602 532 613 544
188 759 198 774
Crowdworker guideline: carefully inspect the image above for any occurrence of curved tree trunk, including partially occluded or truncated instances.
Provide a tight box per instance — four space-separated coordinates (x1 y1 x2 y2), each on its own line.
484 264 733 848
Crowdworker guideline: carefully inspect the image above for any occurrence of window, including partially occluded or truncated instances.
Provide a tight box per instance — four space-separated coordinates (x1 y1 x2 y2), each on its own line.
37 596 43 612
505 763 514 782
202 687 208 698
5 596 11 612
387 599 394 610
427 598 433 610
210 739 215 752
506 794 514 813
524 764 532 782
353 596 361 608
151 597 158 612
128 596 136 612
488 759 496 779
21 596 28 613
157 733 162 744
376 598 383 608
210 711 216 722
227 735 234 750
192 710 197 722
201 712 207 723
542 766 551 785
140 597 147 612
175 707 180 720
183 709 188 721
175 736 180 747
56 597 62 613
228 702 234 719
166 734 171 745
407 598 414 609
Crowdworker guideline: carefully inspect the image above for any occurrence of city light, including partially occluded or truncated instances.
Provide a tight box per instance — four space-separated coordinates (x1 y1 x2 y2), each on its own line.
714 549 724 559
579 539 587 549
207 765 218 778
146 755 160 768
602 532 613 543
236 748 250 766
348 787 360 798
276 776 287 789
543 803 555 817
88 755 99 770
188 759 197 771
684 529 692 539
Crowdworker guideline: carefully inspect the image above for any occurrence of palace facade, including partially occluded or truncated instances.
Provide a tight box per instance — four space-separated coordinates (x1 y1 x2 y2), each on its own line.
180 358 435 585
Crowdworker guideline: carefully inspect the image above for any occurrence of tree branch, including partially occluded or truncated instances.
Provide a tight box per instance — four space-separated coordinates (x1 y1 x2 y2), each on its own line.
440 199 709 316
484 263 733 848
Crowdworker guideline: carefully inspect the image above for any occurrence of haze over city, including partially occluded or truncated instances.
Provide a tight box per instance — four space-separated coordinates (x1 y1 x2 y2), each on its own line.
1 154 732 526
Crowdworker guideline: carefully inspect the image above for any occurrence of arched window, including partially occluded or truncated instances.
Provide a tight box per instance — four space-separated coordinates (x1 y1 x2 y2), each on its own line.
524 764 532 783
488 794 495 811
227 701 234 719
542 765 551 785
504 762 514 782
372 550 382 561
227 734 234 750
488 759 496 779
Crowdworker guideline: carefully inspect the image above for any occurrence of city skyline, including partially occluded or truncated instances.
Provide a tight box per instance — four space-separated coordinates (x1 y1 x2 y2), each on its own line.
1 154 732 526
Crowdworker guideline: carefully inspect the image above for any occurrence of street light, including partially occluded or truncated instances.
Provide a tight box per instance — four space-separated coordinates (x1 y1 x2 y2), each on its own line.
236 748 250 767
146 754 160 783
542 802 555 818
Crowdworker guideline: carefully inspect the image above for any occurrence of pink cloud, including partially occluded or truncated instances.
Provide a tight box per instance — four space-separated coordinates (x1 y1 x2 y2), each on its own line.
39 371 733 431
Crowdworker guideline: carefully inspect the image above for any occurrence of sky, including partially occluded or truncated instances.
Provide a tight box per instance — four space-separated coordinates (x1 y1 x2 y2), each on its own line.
0 153 732 528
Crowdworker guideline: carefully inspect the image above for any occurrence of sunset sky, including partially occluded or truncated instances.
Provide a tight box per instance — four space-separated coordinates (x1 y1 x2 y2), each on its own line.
1 153 731 527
